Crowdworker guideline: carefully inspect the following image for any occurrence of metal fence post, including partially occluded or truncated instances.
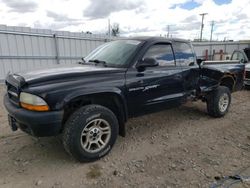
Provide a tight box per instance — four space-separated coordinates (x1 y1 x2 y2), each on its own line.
53 34 60 64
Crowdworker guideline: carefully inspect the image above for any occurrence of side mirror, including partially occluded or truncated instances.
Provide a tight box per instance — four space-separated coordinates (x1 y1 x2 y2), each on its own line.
197 58 204 67
78 57 86 64
136 57 159 71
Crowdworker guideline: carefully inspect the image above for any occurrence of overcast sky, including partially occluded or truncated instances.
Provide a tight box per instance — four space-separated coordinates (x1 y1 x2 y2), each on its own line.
0 0 249 40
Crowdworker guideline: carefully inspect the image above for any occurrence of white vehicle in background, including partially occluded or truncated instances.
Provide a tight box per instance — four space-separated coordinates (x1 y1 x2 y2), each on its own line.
245 63 250 87
231 48 250 87
203 48 250 87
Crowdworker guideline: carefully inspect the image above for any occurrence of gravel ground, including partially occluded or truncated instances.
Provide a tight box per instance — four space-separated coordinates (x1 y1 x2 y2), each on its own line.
0 84 250 188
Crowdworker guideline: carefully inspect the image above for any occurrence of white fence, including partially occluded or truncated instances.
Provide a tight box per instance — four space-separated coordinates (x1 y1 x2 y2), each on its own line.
0 25 109 81
0 25 250 81
193 41 250 60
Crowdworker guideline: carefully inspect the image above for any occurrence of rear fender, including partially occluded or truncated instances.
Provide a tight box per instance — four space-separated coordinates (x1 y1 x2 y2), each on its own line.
219 74 236 91
199 68 236 93
199 67 222 93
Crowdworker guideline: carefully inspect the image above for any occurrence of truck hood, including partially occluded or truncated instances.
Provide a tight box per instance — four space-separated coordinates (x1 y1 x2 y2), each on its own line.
7 64 126 87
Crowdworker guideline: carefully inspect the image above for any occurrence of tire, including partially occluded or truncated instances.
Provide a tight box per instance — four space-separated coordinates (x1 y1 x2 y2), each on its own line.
245 85 250 90
62 104 119 162
206 86 231 118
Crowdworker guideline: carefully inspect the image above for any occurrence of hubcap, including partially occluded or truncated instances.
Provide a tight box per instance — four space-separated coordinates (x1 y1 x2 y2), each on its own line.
80 119 111 153
219 93 229 112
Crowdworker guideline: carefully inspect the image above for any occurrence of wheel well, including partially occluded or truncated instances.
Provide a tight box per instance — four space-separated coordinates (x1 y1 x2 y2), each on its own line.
220 76 235 92
62 93 127 136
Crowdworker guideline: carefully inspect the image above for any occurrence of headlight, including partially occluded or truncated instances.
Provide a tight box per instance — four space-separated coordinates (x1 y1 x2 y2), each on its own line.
20 92 49 111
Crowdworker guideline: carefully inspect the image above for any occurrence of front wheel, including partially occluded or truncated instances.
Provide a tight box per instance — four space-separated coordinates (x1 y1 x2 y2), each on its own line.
63 105 119 162
207 86 231 118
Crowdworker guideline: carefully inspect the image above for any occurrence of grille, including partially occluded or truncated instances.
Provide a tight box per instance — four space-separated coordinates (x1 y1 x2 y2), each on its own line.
246 71 250 79
7 83 19 105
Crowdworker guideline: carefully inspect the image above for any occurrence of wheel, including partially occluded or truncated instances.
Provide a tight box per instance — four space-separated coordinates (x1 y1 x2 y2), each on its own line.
245 85 250 90
206 86 231 118
63 104 119 162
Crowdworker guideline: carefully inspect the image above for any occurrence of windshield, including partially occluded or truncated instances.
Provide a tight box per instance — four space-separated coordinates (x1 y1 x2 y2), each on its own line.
84 40 141 67
231 51 247 63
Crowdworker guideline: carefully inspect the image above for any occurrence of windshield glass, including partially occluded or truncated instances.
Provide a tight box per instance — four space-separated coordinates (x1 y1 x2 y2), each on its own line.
84 40 141 67
232 51 245 61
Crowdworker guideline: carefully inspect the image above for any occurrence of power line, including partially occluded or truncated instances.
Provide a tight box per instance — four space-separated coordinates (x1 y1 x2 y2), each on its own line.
199 13 208 41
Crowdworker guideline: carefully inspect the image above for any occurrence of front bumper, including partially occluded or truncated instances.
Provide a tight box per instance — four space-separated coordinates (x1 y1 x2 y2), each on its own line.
4 94 64 137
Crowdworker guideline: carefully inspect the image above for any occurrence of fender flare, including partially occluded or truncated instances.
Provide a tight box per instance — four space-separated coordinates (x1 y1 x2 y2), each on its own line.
59 87 128 133
219 73 236 91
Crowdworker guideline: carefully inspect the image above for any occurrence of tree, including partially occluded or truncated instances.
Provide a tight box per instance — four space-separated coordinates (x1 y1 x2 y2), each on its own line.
111 23 120 37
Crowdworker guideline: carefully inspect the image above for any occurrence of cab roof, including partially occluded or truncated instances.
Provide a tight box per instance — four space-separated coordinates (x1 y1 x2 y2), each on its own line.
128 36 190 43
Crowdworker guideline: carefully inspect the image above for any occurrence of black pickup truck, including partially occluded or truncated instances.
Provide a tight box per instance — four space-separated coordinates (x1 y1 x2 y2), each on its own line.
4 37 245 162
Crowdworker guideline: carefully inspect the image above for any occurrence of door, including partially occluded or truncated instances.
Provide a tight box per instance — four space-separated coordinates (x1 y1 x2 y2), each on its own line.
171 41 200 93
126 43 185 116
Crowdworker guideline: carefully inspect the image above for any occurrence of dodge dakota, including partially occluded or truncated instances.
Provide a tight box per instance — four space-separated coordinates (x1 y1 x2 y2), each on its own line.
4 37 245 162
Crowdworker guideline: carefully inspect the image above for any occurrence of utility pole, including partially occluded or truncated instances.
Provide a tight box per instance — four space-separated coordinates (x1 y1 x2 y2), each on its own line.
210 21 214 42
209 21 215 60
199 13 208 41
167 25 170 38
108 19 111 40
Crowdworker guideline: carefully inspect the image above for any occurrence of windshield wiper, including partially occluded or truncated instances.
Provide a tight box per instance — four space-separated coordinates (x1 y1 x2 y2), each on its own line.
78 57 86 64
88 59 107 67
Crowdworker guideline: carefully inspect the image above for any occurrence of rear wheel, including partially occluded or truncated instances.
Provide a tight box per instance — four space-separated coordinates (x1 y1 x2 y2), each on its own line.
207 86 231 118
63 105 119 162
245 85 250 90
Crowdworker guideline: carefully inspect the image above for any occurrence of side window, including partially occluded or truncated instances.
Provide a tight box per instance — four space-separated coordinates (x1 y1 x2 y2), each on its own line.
143 44 175 66
232 52 245 62
172 42 195 66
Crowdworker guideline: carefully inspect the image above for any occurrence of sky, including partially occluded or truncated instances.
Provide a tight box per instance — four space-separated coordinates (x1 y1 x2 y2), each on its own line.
0 0 249 41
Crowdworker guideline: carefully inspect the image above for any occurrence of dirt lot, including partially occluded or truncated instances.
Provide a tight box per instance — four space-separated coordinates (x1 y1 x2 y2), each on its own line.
0 85 250 188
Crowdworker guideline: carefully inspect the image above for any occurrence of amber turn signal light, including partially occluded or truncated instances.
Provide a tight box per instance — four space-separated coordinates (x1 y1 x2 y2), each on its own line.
20 102 50 112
